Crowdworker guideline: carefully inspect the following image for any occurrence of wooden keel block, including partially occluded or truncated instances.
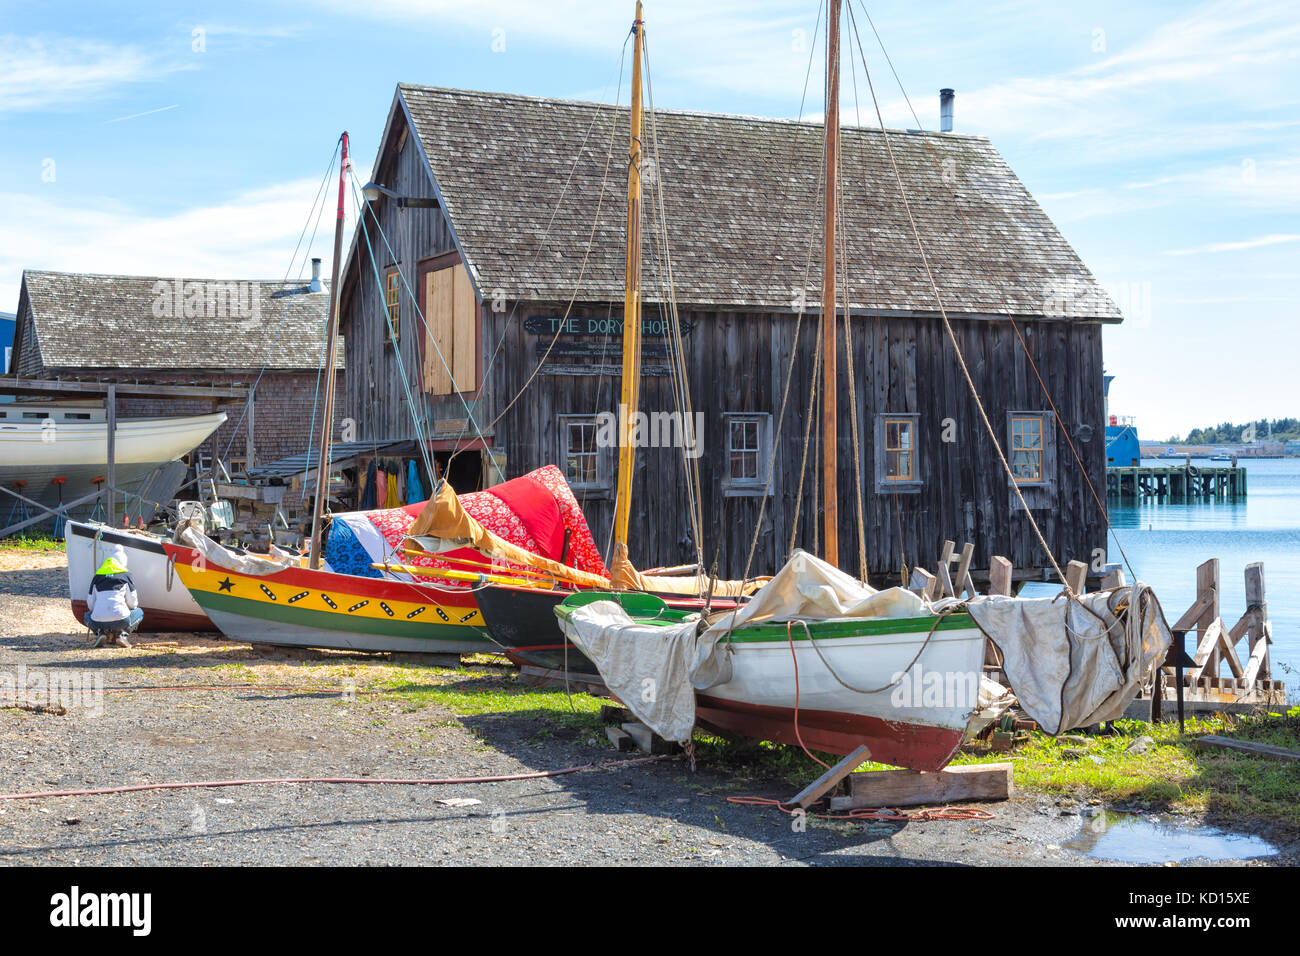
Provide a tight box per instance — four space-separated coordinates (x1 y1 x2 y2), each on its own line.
828 762 1014 810
988 556 1013 597
606 726 636 752
1065 560 1088 595
786 743 872 810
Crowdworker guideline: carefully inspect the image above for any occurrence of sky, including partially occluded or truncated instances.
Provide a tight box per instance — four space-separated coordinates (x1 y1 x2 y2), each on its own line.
0 0 1296 440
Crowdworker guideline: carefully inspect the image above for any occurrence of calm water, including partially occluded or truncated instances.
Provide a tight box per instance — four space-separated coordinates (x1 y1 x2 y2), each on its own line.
1108 457 1299 702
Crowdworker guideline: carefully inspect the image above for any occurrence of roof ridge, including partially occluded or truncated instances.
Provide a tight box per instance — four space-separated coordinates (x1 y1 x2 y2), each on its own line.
397 83 991 142
24 269 329 285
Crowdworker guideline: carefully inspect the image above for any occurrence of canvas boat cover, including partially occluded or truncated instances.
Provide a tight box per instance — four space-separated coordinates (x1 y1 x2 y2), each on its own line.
559 550 937 743
966 584 1171 734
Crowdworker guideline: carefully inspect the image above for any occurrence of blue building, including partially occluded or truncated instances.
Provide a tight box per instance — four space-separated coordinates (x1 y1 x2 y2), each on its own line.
0 311 15 404
1103 374 1141 467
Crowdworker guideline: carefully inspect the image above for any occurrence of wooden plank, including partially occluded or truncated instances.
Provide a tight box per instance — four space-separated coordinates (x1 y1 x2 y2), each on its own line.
1192 735 1300 763
908 567 936 599
1227 610 1254 645
1244 562 1269 681
1198 558 1221 678
451 265 477 391
786 743 872 810
988 555 1013 596
936 560 955 599
1216 621 1244 679
830 763 1013 810
1101 567 1126 589
954 542 974 596
1243 631 1269 685
1064 559 1087 595
1185 618 1225 683
1172 592 1216 632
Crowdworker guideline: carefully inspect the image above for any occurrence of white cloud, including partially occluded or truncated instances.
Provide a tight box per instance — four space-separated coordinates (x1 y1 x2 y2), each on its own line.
1164 233 1300 255
0 35 186 113
0 179 361 308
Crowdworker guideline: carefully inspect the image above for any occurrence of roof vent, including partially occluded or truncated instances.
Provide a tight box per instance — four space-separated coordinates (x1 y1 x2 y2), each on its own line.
309 258 323 293
939 88 955 132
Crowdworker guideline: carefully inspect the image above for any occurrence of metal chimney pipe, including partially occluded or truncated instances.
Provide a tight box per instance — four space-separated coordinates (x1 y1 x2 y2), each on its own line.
939 88 955 132
309 257 322 292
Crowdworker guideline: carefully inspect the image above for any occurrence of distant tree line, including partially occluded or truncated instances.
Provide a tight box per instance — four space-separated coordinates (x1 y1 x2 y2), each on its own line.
1165 418 1300 444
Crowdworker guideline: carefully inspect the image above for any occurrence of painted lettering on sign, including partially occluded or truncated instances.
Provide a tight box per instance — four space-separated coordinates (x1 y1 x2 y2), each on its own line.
523 315 694 338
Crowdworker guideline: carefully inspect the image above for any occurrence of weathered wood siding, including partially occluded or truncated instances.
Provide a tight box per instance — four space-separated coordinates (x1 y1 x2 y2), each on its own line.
482 303 1107 582
339 110 462 441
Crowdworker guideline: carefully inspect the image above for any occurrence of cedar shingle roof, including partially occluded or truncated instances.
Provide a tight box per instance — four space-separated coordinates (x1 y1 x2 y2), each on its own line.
398 85 1120 322
19 270 341 371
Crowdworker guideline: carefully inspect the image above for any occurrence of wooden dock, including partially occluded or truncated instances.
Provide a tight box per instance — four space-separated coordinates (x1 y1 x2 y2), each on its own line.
1107 464 1246 501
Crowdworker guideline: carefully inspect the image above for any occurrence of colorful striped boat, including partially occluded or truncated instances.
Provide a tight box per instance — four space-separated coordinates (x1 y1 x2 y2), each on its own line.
163 541 492 654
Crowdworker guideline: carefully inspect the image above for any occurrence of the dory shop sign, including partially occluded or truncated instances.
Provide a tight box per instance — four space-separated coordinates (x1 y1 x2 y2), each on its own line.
524 314 695 338
49 886 152 936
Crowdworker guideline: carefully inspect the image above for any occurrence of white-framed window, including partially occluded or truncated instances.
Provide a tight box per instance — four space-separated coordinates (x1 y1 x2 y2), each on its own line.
722 412 772 496
559 415 606 490
1007 411 1055 486
1006 410 1057 509
874 413 922 493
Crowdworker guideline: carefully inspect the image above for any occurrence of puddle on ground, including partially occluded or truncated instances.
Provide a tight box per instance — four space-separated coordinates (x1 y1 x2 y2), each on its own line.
1065 810 1278 863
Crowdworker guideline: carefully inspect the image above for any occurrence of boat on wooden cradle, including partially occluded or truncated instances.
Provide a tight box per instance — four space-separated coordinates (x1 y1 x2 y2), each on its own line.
556 552 1173 771
0 401 226 524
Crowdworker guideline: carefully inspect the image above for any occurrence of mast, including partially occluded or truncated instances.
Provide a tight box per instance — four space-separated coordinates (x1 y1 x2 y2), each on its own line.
821 0 841 565
612 0 645 559
308 131 349 570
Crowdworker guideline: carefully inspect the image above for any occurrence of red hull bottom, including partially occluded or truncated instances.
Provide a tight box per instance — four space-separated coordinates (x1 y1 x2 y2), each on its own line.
70 600 217 634
694 694 965 772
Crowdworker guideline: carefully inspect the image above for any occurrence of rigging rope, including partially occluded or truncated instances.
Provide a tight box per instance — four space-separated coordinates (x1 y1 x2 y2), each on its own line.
843 3 1070 589
847 0 1133 585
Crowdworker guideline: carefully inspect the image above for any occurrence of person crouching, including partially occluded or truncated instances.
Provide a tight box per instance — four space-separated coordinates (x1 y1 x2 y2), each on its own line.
85 547 143 648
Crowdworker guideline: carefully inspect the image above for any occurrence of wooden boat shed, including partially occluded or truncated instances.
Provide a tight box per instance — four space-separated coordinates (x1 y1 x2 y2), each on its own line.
337 85 1123 582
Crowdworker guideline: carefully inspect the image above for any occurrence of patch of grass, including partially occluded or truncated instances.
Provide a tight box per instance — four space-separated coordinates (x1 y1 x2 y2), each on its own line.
0 535 63 552
369 666 604 732
954 714 1300 832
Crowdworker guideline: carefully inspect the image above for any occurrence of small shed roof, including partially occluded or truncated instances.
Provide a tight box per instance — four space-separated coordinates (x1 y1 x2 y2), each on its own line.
18 270 342 372
397 85 1120 322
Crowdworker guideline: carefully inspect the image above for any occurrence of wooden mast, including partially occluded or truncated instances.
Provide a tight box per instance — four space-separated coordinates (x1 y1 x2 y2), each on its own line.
612 0 645 560
308 132 349 570
822 0 841 565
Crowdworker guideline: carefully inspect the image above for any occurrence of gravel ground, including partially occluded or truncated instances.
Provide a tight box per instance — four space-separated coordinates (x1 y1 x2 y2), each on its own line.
0 546 1292 867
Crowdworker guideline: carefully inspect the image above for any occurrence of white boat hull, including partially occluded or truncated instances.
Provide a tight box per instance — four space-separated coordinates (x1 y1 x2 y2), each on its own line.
65 520 215 632
694 617 987 770
0 412 226 523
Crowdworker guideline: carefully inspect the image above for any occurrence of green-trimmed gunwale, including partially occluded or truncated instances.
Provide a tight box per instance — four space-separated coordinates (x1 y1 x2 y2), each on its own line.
555 591 976 642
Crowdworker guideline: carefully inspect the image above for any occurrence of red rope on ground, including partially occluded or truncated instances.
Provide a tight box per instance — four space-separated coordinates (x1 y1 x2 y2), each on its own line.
0 755 674 802
726 794 995 823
